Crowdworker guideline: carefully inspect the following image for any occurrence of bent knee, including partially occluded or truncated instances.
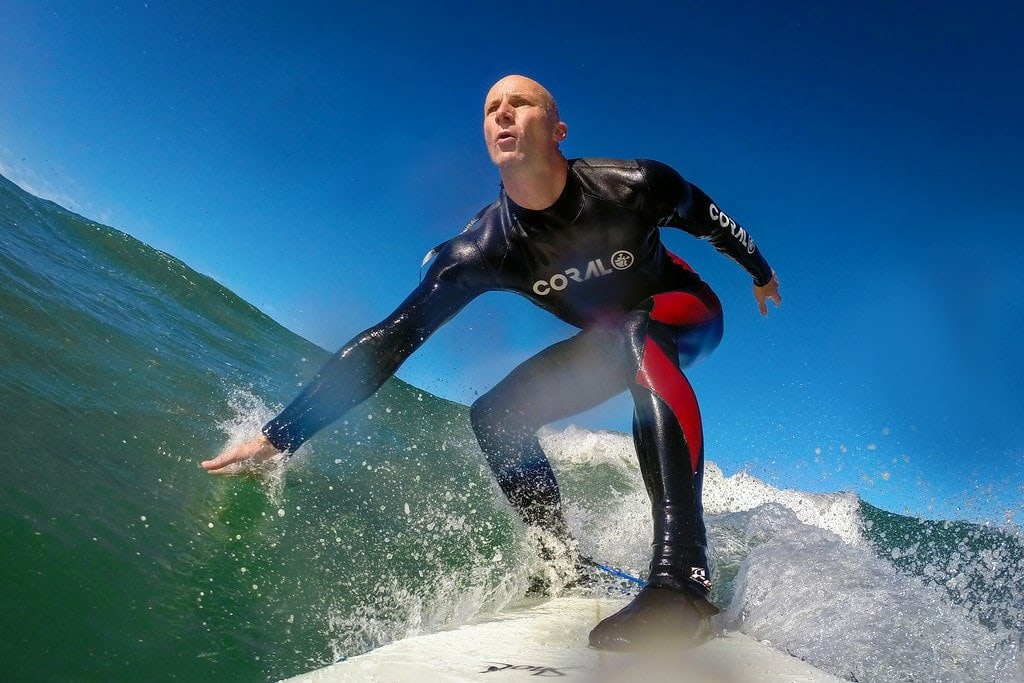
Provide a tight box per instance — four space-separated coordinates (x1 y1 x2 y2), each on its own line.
677 314 723 368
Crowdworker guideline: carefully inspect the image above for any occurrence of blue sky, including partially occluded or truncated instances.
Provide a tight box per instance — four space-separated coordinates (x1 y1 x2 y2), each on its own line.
3 0 1022 521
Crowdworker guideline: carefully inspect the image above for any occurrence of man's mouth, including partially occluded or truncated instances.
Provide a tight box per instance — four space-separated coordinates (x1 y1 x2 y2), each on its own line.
496 131 515 143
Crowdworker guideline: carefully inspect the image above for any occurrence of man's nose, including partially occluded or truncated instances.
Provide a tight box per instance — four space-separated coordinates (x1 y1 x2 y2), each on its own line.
495 99 514 124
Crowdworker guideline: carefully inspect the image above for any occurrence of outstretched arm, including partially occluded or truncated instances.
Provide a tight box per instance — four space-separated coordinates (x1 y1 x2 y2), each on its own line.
202 240 490 472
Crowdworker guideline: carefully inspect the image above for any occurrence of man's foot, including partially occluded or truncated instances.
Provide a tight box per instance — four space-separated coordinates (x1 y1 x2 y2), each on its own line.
523 524 586 597
588 583 719 651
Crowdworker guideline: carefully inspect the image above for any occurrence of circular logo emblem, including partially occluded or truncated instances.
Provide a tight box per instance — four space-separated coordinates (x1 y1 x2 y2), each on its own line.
611 250 634 270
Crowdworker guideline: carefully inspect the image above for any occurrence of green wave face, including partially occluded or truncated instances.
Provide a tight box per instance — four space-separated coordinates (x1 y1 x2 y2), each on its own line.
0 174 508 680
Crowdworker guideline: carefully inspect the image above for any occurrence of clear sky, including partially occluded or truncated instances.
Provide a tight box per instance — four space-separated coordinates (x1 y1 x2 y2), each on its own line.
3 0 1022 521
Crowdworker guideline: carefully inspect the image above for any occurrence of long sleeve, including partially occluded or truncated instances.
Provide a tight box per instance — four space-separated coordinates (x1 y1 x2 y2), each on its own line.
262 239 491 452
640 159 774 286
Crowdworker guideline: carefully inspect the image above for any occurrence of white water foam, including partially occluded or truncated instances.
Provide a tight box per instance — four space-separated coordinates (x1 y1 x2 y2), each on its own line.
723 504 1022 681
702 466 864 545
539 425 863 555
539 425 1022 682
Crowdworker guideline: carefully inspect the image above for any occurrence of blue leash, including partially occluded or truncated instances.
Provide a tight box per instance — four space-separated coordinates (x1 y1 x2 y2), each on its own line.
583 558 647 586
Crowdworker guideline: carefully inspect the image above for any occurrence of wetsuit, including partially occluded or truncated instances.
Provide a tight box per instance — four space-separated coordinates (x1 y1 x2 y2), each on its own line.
262 158 772 606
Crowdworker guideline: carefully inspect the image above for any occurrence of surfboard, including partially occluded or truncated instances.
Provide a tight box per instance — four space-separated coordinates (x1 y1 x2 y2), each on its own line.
284 596 842 682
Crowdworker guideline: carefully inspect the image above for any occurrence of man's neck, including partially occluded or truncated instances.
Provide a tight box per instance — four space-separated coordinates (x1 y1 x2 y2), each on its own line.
500 155 569 210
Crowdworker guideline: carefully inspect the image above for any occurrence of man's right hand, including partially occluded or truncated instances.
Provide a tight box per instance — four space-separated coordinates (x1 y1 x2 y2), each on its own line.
200 434 282 474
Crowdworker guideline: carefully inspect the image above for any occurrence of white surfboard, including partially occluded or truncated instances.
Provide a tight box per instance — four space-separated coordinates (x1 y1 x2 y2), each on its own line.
284 597 842 682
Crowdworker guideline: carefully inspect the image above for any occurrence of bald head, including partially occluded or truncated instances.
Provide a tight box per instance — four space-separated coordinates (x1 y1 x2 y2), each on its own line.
481 75 569 208
484 75 560 121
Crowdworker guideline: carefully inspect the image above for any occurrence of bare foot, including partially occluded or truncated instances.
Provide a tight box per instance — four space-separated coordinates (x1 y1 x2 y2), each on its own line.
201 435 282 474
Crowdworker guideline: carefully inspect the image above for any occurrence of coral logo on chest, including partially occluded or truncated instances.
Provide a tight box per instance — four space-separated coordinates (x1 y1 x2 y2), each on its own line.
611 250 634 270
532 250 635 296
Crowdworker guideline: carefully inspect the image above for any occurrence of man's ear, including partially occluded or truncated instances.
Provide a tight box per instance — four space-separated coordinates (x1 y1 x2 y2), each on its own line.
555 121 568 142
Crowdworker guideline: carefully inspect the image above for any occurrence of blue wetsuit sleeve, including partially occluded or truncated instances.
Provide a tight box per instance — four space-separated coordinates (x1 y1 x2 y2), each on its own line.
261 239 490 452
639 159 774 287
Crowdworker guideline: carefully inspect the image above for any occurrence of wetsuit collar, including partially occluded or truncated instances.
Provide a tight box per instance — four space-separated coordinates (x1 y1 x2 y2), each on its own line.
502 160 584 225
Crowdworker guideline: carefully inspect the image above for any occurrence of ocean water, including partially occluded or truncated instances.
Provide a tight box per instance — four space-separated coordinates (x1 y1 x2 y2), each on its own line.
1 173 1021 681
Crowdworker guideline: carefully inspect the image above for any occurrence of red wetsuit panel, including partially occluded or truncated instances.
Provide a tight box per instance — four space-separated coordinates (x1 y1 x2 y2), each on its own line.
635 337 703 473
633 288 721 474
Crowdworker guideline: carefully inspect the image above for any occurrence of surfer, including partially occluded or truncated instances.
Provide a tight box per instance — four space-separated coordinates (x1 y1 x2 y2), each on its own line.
201 75 781 650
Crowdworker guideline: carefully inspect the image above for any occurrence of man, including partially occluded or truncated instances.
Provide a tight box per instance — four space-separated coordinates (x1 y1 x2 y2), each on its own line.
202 75 781 650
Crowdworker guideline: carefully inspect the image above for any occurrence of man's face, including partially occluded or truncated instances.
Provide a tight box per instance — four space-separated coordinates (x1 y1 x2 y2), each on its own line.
483 76 565 169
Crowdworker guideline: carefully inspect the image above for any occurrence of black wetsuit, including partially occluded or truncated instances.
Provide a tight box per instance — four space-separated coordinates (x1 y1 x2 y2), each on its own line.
263 157 772 599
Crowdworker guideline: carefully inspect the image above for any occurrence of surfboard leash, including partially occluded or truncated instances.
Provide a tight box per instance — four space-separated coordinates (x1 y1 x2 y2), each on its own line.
581 557 647 586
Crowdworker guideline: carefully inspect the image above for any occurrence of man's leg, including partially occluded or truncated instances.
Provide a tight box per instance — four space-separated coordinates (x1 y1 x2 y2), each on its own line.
631 289 723 591
469 329 627 536
590 285 725 650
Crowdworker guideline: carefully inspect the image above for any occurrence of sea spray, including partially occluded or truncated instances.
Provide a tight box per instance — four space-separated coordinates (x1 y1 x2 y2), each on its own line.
722 505 1021 681
862 502 1024 634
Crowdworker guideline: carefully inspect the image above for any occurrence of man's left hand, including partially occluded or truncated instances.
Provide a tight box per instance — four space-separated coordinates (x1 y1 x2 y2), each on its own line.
753 272 782 316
